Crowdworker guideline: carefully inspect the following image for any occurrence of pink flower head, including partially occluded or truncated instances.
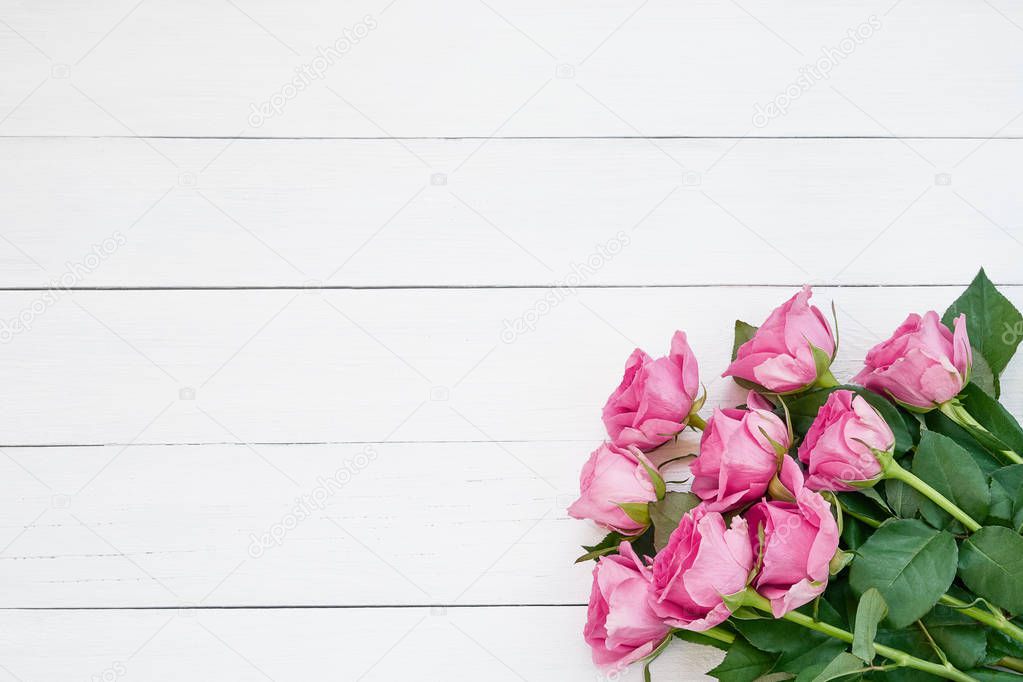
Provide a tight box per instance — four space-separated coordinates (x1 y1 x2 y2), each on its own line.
584 542 671 671
798 390 894 491
745 484 840 617
603 331 700 451
852 311 972 410
723 286 836 394
690 391 790 513
650 505 754 631
568 442 659 535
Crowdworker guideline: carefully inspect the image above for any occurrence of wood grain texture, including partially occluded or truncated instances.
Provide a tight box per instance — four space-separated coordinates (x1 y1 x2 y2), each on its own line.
0 286 1016 446
0 137 1020 287
3 1 1021 679
2 0 1023 137
0 607 724 681
0 441 594 608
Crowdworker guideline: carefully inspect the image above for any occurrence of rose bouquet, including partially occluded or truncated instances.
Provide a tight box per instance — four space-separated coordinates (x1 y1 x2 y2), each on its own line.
570 270 1023 681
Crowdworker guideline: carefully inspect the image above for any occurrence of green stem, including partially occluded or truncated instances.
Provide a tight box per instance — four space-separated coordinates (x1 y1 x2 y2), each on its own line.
687 413 707 431
940 594 1023 645
997 657 1023 674
883 460 982 532
742 591 978 682
840 505 882 529
939 400 1023 465
698 627 736 645
816 368 840 388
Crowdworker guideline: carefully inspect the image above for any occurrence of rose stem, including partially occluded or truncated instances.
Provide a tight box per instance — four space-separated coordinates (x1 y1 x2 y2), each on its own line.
741 591 979 682
695 627 735 645
882 460 982 532
997 657 1023 674
938 594 1023 645
687 414 707 431
939 400 1023 465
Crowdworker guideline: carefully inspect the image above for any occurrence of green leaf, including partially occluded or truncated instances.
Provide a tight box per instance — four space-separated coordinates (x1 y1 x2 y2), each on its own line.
873 628 938 682
988 464 1023 531
732 615 846 674
649 491 700 551
852 588 887 662
959 526 1023 615
958 383 1023 456
922 603 989 670
707 637 778 682
871 607 988 679
849 518 958 628
629 526 656 558
924 408 1004 474
838 490 888 522
884 478 921 519
575 530 625 563
857 486 892 512
815 597 848 628
970 349 998 397
731 320 758 362
809 652 865 682
784 385 913 456
943 268 1023 394
987 627 1023 662
912 431 990 533
840 517 872 552
780 638 851 675
824 574 861 629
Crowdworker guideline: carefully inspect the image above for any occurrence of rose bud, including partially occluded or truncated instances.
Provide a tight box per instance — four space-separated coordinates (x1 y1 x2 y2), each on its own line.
584 541 672 671
602 330 701 451
689 391 791 512
797 389 894 491
568 442 661 535
650 505 754 631
852 311 972 411
745 477 840 617
723 286 837 394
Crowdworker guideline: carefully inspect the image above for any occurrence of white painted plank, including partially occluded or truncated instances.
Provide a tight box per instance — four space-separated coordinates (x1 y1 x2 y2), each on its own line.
2 0 1022 137
0 286 1018 446
0 138 1020 287
0 606 723 681
0 441 610 608
0 438 697 608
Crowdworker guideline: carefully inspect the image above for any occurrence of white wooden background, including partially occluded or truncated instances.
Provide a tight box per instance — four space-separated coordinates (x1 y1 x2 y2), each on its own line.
1 1 1022 679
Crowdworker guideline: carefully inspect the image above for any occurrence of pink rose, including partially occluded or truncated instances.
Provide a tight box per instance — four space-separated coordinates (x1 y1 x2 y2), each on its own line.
723 286 836 394
745 474 840 617
852 311 972 410
568 442 658 535
690 392 790 512
584 542 671 671
798 389 894 491
603 331 700 451
651 505 754 631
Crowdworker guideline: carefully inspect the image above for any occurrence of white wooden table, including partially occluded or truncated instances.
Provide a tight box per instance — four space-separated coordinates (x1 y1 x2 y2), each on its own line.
0 1 1021 679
